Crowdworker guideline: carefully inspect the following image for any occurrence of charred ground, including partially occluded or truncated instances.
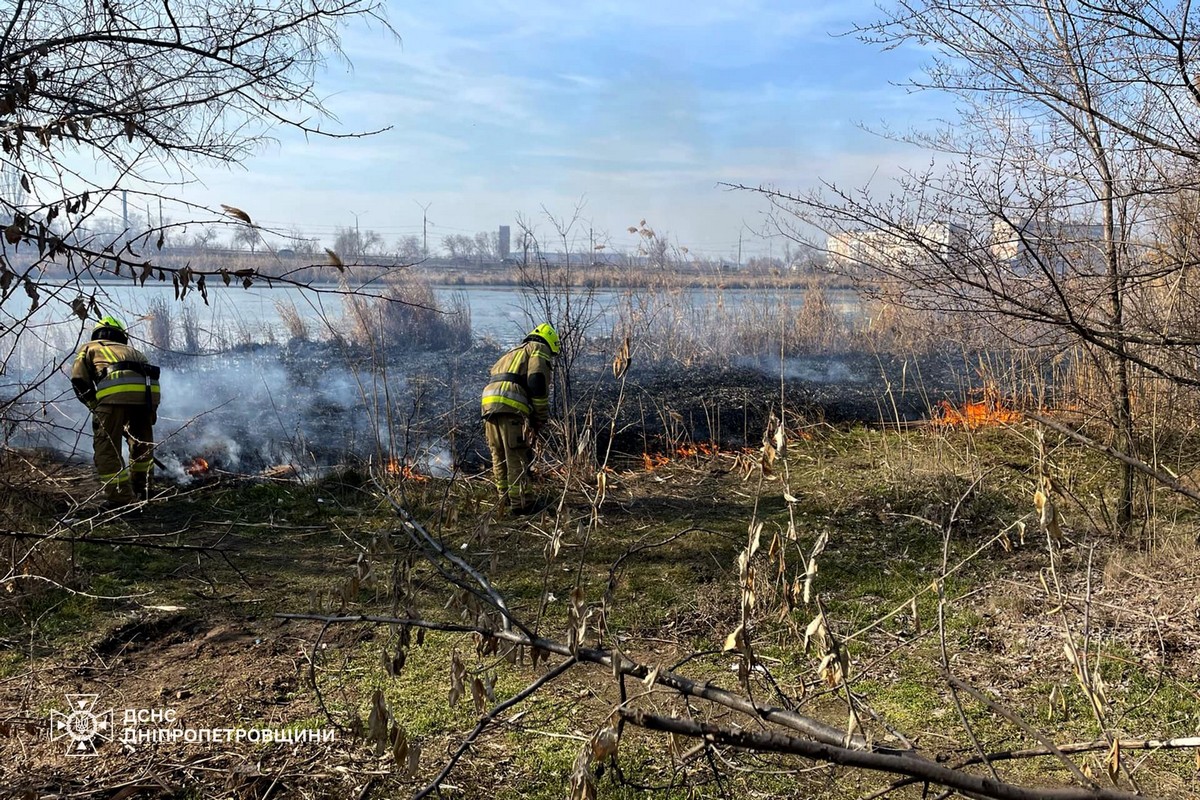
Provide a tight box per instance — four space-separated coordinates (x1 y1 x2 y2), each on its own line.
141 339 981 481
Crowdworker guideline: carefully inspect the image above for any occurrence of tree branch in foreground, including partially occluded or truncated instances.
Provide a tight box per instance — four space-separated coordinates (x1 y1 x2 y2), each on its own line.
618 709 1158 800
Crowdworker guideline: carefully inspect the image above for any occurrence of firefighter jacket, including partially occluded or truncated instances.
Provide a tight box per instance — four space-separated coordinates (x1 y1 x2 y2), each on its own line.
70 340 161 408
481 339 553 425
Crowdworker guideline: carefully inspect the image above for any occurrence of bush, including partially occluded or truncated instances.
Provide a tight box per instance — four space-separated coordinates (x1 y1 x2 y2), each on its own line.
343 276 471 351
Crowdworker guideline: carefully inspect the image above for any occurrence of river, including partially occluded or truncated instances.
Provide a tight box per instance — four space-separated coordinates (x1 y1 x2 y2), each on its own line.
1 280 861 362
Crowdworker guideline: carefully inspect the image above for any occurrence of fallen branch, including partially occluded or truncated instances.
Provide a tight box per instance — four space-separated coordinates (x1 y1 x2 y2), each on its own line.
0 528 233 554
274 612 875 751
619 708 1159 800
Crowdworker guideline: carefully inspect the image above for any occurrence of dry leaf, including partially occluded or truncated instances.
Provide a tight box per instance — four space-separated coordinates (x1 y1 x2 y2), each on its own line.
803 557 818 604
1106 738 1120 785
471 677 486 715
325 248 344 270
448 652 466 707
406 740 421 778
804 615 827 653
220 204 252 224
391 724 408 765
612 336 631 379
748 521 763 557
568 749 597 800
723 624 745 653
366 690 389 756
590 727 619 760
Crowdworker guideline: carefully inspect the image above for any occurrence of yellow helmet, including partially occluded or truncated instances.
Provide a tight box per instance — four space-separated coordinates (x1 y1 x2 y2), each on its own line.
92 314 128 341
527 322 560 355
94 314 126 334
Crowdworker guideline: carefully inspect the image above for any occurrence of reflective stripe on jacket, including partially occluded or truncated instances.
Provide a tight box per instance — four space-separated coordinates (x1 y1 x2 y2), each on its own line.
71 341 161 407
481 340 553 423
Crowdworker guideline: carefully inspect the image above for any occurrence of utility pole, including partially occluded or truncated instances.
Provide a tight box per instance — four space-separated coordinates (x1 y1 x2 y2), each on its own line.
415 201 432 257
350 210 367 258
737 231 743 270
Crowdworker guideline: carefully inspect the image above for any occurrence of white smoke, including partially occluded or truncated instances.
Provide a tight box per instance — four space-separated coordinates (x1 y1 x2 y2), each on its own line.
6 346 415 482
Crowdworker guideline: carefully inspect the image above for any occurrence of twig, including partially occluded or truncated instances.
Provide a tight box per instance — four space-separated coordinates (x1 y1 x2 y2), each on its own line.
412 656 577 800
0 573 152 600
372 477 522 636
1026 411 1200 505
936 473 1001 782
946 675 1092 787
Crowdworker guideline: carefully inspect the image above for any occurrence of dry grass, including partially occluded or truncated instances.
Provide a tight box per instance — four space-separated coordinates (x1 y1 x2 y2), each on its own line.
145 296 172 352
275 299 311 341
342 275 471 351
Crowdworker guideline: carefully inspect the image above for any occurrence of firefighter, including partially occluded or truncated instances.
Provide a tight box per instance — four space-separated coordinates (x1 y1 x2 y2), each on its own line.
480 322 559 514
70 315 162 506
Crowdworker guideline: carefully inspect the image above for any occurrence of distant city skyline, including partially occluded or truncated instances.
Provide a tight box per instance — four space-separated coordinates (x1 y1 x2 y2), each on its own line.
112 1 952 260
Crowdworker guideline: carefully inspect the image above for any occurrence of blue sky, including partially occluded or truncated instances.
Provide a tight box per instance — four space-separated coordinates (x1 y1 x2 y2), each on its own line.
181 0 947 260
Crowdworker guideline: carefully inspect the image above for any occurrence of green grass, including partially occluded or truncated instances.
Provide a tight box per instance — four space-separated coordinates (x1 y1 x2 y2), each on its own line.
5 426 1200 798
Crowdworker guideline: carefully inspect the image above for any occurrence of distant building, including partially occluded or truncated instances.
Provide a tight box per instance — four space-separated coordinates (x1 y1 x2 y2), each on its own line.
827 221 968 270
499 225 511 261
990 217 1106 276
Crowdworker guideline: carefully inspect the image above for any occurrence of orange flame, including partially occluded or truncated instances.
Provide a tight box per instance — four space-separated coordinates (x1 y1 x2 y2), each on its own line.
385 459 429 482
675 442 720 458
642 452 670 471
184 456 209 477
934 389 1021 429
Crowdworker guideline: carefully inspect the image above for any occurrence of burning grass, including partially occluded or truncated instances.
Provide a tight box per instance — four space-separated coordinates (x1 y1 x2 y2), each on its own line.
183 455 209 477
933 386 1023 429
383 458 429 482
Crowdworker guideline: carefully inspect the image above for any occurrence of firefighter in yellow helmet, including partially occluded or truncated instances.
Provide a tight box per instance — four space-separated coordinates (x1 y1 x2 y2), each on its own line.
70 315 162 506
480 323 559 514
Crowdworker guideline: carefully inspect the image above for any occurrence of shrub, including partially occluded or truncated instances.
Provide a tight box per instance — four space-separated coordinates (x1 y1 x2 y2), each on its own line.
343 276 471 351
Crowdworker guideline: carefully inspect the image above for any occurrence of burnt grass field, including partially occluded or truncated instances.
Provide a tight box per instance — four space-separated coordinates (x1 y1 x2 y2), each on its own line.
141 337 978 479
2 339 1199 799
